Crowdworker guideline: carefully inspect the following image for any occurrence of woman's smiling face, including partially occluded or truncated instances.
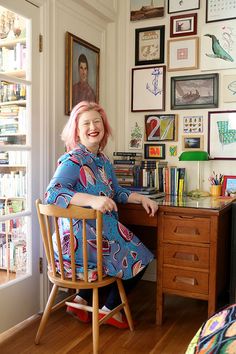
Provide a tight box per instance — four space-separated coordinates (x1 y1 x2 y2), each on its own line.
77 110 104 153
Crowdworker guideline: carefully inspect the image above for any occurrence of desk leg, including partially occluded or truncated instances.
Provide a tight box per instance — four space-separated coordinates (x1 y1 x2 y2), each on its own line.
156 289 164 325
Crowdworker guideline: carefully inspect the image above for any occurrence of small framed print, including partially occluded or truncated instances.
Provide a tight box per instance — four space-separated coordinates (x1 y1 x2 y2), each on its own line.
145 114 177 141
144 143 166 159
183 115 203 134
135 26 165 66
222 175 236 196
130 0 164 21
167 37 199 71
182 135 204 151
223 75 236 103
168 0 200 14
170 13 197 38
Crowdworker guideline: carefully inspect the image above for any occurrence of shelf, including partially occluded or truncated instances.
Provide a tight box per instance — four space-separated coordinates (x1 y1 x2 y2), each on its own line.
0 100 26 106
0 37 26 48
0 69 25 79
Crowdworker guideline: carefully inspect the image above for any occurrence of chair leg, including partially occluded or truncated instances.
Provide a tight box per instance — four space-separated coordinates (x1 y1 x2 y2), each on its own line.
116 278 134 331
92 288 99 354
35 284 59 344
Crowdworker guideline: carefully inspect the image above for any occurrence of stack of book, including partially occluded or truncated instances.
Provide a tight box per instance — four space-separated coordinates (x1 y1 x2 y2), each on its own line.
162 166 186 196
126 186 165 199
141 160 168 190
113 152 142 187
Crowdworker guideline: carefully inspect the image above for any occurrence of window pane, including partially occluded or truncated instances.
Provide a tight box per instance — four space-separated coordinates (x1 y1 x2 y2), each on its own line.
0 6 26 80
0 216 28 285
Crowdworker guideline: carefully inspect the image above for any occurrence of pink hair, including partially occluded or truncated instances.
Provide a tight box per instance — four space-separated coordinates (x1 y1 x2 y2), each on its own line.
61 101 112 152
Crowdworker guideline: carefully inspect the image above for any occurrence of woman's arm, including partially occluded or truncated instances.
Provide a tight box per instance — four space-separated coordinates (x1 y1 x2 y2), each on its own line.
127 192 158 217
70 192 117 213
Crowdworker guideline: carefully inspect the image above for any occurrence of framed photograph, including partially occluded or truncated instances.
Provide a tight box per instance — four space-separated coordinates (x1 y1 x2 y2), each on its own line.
170 13 197 37
168 0 200 14
223 75 236 103
183 115 203 134
131 66 166 112
222 176 236 196
182 135 204 151
145 114 177 141
144 143 166 159
171 73 219 110
135 26 165 66
167 37 199 71
201 22 236 71
130 0 164 21
206 0 236 23
208 110 236 160
65 32 100 115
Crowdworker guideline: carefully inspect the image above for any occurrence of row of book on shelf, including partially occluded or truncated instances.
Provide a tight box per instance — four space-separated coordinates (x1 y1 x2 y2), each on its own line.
113 151 186 197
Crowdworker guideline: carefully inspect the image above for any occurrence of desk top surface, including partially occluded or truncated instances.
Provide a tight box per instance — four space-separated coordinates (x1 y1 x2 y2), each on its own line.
153 195 235 210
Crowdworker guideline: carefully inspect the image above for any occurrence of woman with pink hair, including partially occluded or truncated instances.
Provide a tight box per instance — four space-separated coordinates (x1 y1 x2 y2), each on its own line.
45 101 158 328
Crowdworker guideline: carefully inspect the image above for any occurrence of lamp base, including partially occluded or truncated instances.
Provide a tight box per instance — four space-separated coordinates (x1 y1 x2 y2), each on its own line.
187 189 210 198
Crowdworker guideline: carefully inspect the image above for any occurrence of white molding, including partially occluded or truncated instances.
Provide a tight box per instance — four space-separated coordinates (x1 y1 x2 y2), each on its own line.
70 0 117 22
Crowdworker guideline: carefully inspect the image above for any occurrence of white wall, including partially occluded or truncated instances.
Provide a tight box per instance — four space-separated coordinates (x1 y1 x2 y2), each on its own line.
116 0 236 193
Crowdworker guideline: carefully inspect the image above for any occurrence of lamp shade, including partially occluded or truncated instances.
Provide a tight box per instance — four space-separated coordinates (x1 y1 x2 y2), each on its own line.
179 150 209 161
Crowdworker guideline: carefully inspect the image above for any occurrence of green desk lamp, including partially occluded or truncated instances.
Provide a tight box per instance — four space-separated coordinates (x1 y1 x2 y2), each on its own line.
179 150 210 197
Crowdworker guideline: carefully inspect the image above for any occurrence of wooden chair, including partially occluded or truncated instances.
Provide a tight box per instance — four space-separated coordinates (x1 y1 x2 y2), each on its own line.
35 199 134 353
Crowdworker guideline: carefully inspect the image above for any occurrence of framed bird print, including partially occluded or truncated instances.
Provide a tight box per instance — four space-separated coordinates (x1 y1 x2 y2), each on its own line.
201 22 236 71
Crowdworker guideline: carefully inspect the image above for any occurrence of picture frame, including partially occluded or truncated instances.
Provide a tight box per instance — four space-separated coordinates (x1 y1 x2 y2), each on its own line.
170 13 197 38
201 22 236 71
171 73 219 110
183 115 203 134
145 114 177 141
131 66 166 112
206 1 236 23
65 32 100 115
135 26 165 66
223 75 236 103
208 110 236 160
182 135 204 151
168 0 200 14
167 37 199 71
144 143 166 159
130 0 164 21
222 176 236 196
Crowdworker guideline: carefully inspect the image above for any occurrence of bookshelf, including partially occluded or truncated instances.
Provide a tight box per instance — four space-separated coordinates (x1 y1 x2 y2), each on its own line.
0 7 28 284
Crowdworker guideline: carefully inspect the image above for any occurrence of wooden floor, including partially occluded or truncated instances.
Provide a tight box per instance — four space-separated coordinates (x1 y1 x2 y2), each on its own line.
0 280 208 354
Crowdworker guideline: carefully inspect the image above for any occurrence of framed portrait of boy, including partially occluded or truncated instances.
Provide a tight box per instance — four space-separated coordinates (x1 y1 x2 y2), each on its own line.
65 32 100 115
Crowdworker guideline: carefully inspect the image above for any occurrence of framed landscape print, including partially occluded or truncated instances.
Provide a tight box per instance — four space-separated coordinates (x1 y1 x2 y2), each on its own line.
182 135 203 151
130 0 164 21
168 0 200 14
65 32 100 115
170 13 197 37
167 37 199 71
171 73 219 110
208 110 236 160
135 26 165 66
145 114 177 141
131 66 166 112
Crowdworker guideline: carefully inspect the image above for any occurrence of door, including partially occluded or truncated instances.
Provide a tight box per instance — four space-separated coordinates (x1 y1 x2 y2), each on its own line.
0 0 41 332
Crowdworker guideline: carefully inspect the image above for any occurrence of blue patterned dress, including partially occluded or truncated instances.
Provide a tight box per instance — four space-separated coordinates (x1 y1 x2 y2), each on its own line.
45 144 154 280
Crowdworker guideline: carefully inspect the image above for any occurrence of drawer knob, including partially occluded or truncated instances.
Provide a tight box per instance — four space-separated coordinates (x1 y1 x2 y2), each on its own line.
173 251 199 261
173 275 198 286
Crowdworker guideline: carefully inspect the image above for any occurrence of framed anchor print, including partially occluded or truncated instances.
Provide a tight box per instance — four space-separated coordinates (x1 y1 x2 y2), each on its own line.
131 65 166 112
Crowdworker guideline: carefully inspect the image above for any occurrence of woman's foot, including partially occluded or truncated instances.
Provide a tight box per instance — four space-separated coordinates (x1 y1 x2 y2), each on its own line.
98 306 129 329
66 295 91 323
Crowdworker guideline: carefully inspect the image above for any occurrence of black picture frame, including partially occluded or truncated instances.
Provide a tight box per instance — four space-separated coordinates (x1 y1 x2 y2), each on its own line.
171 73 219 110
144 143 166 159
135 26 165 66
168 0 200 14
206 1 236 23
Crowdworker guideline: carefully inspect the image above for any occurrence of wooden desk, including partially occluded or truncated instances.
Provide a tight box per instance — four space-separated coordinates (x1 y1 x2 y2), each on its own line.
118 196 233 324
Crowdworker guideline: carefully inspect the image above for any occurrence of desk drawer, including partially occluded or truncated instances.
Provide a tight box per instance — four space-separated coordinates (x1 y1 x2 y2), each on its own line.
163 244 209 269
163 214 210 243
163 267 209 294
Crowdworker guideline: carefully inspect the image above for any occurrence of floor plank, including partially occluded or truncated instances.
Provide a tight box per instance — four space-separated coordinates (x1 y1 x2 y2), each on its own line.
0 280 208 353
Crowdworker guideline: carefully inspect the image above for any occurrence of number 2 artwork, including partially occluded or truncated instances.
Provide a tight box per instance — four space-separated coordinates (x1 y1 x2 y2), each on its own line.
145 114 178 141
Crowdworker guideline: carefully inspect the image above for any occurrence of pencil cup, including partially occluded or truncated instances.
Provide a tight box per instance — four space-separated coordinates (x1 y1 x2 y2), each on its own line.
210 185 222 197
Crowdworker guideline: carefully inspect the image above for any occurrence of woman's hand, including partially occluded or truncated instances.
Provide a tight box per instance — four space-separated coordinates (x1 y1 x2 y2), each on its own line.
140 195 158 217
90 195 118 214
127 192 158 216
